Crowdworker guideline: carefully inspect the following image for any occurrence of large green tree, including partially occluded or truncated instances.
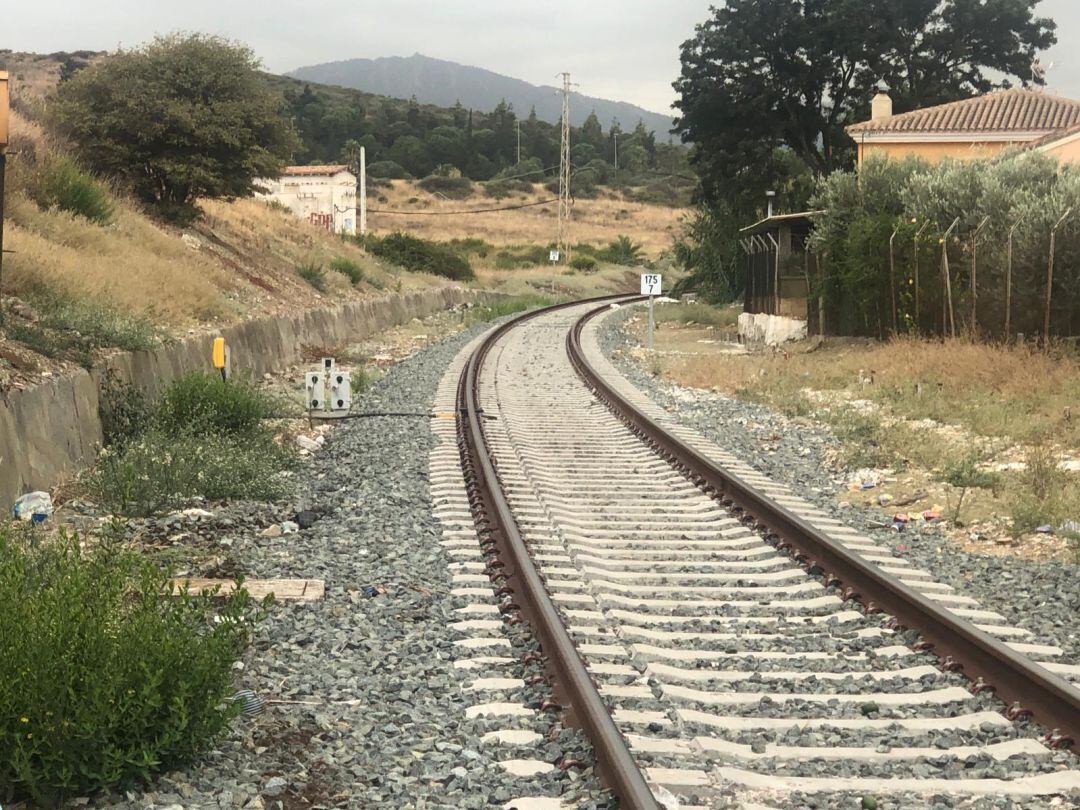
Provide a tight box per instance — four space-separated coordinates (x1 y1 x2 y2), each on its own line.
52 34 299 220
674 0 1056 206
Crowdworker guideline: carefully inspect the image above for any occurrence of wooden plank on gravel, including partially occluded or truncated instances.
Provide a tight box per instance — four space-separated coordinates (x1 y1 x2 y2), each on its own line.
171 578 325 602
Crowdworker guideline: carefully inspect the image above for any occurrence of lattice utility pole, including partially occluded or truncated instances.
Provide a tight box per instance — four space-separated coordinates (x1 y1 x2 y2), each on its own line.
557 72 573 265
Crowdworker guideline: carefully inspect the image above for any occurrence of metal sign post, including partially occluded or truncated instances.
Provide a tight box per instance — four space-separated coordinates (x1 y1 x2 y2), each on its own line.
640 273 662 351
549 249 559 294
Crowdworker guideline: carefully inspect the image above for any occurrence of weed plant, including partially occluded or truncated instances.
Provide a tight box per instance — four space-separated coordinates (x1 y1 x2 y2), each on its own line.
0 524 264 805
463 294 552 326
329 257 364 285
296 262 327 291
33 155 115 226
363 232 474 281
89 372 293 516
155 373 276 436
87 429 292 516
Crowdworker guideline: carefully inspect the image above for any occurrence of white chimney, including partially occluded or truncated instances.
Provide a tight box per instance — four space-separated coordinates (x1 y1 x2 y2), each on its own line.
871 93 893 122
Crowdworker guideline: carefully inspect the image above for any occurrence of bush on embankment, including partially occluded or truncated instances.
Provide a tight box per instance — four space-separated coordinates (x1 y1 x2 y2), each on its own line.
362 232 475 281
87 372 294 517
0 524 264 806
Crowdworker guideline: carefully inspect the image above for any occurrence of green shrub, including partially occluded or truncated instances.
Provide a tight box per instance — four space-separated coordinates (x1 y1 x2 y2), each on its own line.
0 525 263 805
296 262 327 291
599 235 644 266
7 294 160 367
492 244 551 270
418 174 473 199
329 257 364 285
1008 444 1069 536
99 369 154 447
6 323 94 368
367 160 410 179
940 447 998 523
365 232 475 281
570 254 598 273
483 178 533 199
36 296 160 352
87 429 293 517
33 155 115 225
447 237 494 257
464 294 552 325
155 373 276 437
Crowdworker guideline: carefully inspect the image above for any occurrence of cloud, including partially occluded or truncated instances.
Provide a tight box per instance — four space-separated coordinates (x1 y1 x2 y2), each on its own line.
6 0 1078 112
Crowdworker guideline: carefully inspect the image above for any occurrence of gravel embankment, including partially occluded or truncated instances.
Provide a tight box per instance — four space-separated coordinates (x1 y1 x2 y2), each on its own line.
597 308 1080 669
92 317 609 810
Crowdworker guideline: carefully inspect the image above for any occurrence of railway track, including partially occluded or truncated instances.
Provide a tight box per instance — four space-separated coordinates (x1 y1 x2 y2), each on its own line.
439 297 1080 809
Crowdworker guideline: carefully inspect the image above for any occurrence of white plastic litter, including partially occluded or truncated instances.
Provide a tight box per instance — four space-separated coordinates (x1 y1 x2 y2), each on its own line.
12 491 53 522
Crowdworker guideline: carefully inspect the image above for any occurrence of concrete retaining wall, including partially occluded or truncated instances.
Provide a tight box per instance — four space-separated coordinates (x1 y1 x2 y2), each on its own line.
0 286 495 507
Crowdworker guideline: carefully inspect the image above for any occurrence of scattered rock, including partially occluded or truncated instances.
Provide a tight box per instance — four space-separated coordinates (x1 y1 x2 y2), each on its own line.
296 435 321 453
261 777 287 798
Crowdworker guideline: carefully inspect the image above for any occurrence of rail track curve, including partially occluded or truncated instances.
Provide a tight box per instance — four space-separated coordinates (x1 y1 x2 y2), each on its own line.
454 296 1080 808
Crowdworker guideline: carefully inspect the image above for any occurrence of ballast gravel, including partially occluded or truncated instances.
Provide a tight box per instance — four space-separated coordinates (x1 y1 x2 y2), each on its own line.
91 317 611 810
598 308 1080 671
596 307 1080 809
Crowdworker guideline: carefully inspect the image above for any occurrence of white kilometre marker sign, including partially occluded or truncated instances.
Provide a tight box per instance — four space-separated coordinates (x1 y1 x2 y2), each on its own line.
641 273 662 351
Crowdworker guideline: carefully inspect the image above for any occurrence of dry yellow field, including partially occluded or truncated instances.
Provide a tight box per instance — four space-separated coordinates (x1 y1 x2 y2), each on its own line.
368 180 687 257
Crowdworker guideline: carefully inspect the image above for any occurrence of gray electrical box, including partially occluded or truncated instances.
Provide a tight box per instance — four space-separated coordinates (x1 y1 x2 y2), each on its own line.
306 371 325 411
306 359 352 418
330 370 352 411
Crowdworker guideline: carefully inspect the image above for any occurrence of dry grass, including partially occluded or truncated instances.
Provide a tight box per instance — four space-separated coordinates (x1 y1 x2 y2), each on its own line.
7 195 228 325
368 180 686 257
664 335 1080 451
1 111 444 331
626 313 1080 558
471 263 644 299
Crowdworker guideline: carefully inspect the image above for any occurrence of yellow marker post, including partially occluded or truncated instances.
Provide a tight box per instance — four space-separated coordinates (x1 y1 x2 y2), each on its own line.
212 337 228 381
0 71 9 147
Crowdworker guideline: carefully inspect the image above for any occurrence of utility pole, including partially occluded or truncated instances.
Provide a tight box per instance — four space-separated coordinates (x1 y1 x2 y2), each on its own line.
0 71 9 327
557 72 573 267
516 119 521 165
613 131 618 174
358 145 367 236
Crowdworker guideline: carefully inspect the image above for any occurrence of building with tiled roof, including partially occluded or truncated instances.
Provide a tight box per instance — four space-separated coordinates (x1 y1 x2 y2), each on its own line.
846 88 1080 166
256 165 358 235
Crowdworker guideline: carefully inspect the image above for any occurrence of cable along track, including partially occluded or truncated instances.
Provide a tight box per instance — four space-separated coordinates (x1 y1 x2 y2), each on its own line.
457 298 1080 809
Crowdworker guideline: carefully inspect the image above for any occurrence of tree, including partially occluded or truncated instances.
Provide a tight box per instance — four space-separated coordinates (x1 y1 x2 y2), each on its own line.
674 0 1056 205
52 34 298 221
581 111 604 149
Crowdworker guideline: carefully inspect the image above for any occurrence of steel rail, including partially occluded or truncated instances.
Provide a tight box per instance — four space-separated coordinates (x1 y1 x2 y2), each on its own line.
567 299 1080 754
455 295 660 810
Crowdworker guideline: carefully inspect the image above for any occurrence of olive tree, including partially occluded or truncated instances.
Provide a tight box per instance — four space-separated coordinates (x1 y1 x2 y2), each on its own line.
52 34 299 221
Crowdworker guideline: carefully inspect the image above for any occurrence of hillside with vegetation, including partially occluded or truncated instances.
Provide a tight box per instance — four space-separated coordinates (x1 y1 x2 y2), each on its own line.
288 53 677 135
270 73 693 196
2 49 695 203
0 41 682 394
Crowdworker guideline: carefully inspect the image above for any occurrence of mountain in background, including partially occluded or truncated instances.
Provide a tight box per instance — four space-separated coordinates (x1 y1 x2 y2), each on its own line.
288 53 677 138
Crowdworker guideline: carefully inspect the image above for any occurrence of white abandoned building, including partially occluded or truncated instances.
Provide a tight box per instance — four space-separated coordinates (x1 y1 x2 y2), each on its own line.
257 165 357 235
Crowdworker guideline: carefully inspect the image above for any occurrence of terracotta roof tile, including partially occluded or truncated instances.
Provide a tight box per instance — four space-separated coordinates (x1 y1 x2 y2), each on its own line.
847 89 1080 136
1025 121 1080 150
281 165 352 176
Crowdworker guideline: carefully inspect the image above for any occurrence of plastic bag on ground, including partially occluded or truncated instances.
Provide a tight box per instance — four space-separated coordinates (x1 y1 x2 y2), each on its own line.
12 491 54 523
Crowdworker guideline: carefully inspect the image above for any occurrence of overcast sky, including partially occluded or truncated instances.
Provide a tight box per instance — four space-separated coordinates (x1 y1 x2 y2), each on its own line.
5 0 1080 114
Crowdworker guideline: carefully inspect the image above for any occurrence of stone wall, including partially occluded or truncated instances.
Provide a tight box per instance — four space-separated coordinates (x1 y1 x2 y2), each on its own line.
0 286 495 507
737 312 808 346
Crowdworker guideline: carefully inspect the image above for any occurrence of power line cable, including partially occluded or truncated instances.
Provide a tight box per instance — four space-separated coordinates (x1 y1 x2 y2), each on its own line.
368 197 558 216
